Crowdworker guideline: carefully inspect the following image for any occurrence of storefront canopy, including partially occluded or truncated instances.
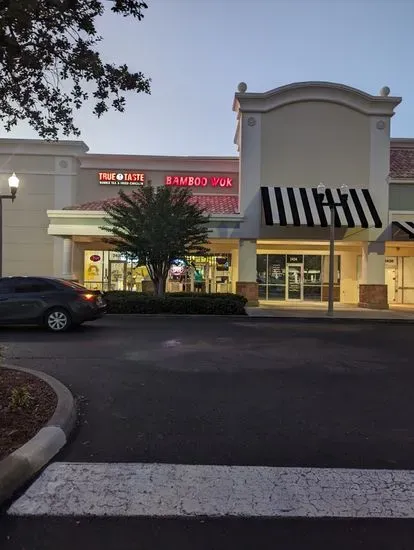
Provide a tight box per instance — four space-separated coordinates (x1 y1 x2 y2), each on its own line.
392 221 414 238
261 186 382 228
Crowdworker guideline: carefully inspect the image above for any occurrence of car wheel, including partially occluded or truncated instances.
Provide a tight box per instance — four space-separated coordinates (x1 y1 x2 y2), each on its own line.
45 308 72 332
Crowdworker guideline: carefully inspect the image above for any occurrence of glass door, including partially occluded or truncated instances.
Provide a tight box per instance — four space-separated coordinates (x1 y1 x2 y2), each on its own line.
286 264 303 300
109 261 127 291
402 257 414 304
385 266 397 303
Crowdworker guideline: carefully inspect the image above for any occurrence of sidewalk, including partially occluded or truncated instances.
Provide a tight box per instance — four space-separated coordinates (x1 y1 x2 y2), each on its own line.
246 302 414 321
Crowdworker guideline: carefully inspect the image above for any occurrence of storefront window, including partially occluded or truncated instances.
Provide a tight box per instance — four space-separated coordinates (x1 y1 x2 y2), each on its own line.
321 255 341 302
255 253 341 302
167 254 232 293
403 257 414 304
256 255 267 284
256 255 267 299
83 250 150 292
108 261 126 291
321 255 341 284
84 251 104 289
304 255 322 301
384 256 414 305
268 254 286 300
267 285 286 300
268 255 286 284
83 250 232 293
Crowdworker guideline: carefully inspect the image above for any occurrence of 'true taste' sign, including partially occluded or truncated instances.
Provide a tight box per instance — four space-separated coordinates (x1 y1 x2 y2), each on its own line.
165 175 233 188
98 172 145 185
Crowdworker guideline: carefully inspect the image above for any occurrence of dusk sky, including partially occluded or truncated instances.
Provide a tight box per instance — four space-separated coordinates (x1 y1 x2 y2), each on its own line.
3 0 414 156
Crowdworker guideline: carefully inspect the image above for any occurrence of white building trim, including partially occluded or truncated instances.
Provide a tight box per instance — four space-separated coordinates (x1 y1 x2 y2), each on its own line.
0 139 88 156
80 154 239 173
233 81 401 116
47 209 245 237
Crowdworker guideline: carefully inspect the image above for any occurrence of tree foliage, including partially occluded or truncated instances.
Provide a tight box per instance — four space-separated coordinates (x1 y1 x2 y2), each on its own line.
102 186 210 296
0 0 151 139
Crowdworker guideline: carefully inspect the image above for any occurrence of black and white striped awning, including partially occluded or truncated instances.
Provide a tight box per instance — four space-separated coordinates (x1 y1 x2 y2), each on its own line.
261 187 382 228
392 221 414 238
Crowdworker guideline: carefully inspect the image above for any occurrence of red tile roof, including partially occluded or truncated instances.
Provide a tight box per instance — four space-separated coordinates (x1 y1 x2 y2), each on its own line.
390 148 414 179
65 194 239 214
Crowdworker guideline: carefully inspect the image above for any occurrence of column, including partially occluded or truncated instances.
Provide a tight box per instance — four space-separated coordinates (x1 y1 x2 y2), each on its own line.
236 239 258 305
358 241 388 309
239 112 262 237
62 237 74 280
340 252 359 304
231 247 239 294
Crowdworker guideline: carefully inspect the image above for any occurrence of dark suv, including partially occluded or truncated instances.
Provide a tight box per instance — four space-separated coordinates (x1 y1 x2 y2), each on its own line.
0 277 106 332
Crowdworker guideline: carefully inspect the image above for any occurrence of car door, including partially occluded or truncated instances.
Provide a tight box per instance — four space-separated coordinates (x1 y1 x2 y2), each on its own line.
6 278 57 323
0 279 18 323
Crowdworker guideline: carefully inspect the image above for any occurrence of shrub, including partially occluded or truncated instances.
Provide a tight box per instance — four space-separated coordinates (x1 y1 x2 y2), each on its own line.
103 292 247 315
8 386 33 411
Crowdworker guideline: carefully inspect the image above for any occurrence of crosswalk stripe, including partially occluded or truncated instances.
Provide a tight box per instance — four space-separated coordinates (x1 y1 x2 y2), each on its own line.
8 462 414 518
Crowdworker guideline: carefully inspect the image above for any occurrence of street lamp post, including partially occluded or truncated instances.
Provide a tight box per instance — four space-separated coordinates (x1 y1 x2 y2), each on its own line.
0 173 20 277
317 182 348 317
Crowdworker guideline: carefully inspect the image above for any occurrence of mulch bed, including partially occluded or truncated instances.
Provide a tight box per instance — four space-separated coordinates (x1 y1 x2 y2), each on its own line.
0 368 57 460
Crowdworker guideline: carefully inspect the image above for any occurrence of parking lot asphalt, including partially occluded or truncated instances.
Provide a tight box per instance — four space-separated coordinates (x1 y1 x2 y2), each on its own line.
0 316 413 469
3 516 414 550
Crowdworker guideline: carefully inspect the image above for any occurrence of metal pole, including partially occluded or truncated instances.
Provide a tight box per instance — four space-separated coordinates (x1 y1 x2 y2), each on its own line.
327 204 335 316
0 198 3 278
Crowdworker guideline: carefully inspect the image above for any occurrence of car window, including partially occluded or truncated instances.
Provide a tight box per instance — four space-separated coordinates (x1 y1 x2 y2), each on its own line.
14 280 57 294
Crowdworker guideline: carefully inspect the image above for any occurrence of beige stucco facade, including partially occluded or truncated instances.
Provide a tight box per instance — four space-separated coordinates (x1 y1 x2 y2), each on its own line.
0 140 87 277
2 81 414 307
260 102 371 190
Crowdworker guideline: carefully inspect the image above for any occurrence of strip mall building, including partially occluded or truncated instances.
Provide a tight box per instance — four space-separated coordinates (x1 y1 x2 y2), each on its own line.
1 81 414 308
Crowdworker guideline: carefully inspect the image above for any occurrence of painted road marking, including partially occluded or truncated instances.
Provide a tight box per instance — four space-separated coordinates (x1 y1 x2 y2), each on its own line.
8 462 414 518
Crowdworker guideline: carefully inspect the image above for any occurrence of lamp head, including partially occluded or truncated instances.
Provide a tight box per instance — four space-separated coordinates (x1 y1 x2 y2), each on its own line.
8 173 19 201
317 182 326 197
340 183 349 201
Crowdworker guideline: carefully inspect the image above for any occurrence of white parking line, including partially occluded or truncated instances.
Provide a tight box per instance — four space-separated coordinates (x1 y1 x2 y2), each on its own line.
8 462 414 518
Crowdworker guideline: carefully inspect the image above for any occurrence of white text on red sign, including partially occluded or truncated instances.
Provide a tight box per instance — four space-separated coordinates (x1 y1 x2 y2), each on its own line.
165 175 233 188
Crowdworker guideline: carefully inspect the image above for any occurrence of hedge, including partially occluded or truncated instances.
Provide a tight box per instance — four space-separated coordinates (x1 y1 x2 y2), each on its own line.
103 291 247 315
166 292 247 305
104 290 247 304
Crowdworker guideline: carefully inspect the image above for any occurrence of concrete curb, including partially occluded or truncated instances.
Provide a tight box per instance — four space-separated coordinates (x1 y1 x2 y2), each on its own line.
0 365 76 506
245 314 414 324
106 313 248 318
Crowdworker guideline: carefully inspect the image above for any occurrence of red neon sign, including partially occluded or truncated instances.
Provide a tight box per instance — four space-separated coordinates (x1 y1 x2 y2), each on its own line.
165 175 233 188
98 172 145 185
